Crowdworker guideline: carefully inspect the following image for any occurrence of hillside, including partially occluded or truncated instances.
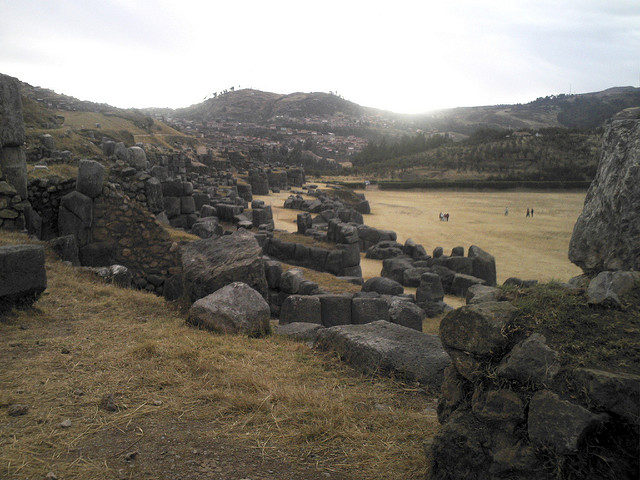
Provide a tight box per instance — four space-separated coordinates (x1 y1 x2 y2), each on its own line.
414 86 640 132
170 89 368 123
12 74 187 154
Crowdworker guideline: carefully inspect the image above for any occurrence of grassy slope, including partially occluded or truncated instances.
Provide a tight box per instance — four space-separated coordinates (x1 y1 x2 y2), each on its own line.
0 232 437 480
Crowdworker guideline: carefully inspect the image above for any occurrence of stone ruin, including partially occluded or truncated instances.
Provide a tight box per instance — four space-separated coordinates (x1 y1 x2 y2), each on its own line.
427 112 640 479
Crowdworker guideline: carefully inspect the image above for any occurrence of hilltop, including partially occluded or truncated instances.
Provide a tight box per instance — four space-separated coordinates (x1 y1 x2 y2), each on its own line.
166 89 369 123
415 86 640 132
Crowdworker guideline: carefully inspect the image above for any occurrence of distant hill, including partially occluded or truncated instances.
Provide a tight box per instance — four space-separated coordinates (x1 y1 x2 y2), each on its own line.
163 89 368 123
414 86 640 132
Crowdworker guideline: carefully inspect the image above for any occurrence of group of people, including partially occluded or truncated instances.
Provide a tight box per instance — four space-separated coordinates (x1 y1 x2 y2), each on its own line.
504 207 535 217
439 212 450 222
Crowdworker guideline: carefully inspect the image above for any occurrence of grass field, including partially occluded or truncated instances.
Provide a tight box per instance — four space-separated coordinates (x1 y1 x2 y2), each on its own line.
256 187 586 283
0 231 437 480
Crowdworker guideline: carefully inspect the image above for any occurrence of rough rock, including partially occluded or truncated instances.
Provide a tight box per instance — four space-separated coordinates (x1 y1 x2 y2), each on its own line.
181 230 267 302
362 276 403 295
318 294 352 326
496 333 560 386
528 390 607 454
586 270 640 308
76 159 105 198
0 244 47 311
0 146 27 198
187 282 270 336
58 190 92 246
465 284 502 305
351 297 390 324
450 273 486 296
468 245 497 286
276 322 324 342
315 320 451 388
48 235 80 266
439 301 517 357
416 273 444 304
388 297 424 331
279 295 322 324
0 73 25 147
127 146 148 170
568 118 640 273
191 217 222 239
279 268 304 294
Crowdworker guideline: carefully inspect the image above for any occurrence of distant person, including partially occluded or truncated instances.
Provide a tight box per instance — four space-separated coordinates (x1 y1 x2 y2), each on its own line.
445 213 450 222
439 212 443 221
505 207 509 216
531 208 534 217
526 208 530 217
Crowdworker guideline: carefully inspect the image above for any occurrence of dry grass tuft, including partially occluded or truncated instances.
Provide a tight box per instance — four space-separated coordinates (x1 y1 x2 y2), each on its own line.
280 262 362 294
0 231 437 480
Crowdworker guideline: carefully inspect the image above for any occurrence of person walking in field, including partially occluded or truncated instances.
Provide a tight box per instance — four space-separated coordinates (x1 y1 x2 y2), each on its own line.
505 206 509 216
531 208 534 217
526 208 530 217
439 212 443 221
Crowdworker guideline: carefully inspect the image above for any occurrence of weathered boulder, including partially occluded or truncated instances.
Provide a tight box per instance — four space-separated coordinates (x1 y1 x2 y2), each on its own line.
276 322 324 342
388 297 424 331
127 146 148 170
362 276 403 295
76 159 105 198
187 282 270 336
0 244 47 311
416 273 444 304
402 267 431 287
279 268 304 294
451 246 464 257
560 368 640 426
191 217 222 239
568 118 640 273
0 146 27 198
0 74 25 147
468 245 497 286
58 191 92 246
280 295 322 325
315 320 450 388
440 302 517 358
465 284 502 305
451 273 486 296
181 230 267 302
381 256 413 284
48 235 80 266
528 390 607 454
351 297 390 324
145 177 164 213
318 294 352 326
496 333 560 386
586 270 639 308
471 388 525 424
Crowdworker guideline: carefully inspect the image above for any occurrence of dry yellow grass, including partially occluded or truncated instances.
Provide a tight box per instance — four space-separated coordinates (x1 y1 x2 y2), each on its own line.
163 225 199 242
27 163 79 180
254 186 584 283
357 187 585 283
273 230 338 251
0 232 437 480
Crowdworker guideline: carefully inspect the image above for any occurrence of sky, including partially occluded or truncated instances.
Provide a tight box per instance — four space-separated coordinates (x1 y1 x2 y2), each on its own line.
1 0 639 113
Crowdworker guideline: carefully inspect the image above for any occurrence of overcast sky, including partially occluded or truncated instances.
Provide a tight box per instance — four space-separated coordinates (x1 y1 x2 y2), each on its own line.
1 0 638 113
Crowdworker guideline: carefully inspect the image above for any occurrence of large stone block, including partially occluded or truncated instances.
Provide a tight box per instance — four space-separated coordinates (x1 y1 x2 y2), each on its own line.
181 230 267 303
280 295 322 325
0 146 27 198
0 244 47 311
351 297 390 324
569 118 640 273
76 159 105 198
315 320 450 388
58 191 92 246
0 74 25 147
187 282 270 336
440 301 517 358
468 245 497 286
318 294 352 327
